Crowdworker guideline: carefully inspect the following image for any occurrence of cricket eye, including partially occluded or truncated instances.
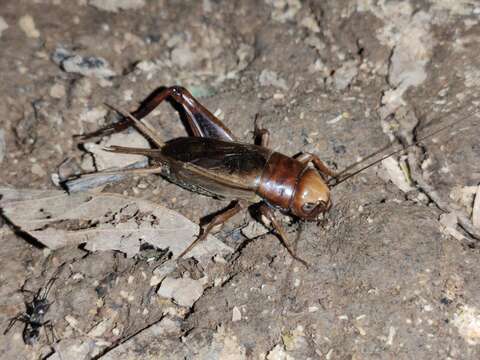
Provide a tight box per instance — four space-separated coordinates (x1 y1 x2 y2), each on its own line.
302 202 318 213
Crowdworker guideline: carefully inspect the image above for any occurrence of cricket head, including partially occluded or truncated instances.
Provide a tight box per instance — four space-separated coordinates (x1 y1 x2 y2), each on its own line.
291 169 332 220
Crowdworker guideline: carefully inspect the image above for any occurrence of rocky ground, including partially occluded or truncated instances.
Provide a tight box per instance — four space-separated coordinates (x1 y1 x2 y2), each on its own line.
1 0 480 359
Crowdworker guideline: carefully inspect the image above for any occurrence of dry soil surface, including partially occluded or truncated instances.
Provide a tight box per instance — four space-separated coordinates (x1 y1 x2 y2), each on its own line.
1 1 480 359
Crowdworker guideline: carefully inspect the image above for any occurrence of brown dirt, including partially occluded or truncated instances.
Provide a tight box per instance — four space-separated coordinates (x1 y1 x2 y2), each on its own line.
1 1 480 359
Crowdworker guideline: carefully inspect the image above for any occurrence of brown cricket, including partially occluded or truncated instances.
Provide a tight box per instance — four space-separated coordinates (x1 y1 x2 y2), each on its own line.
81 86 474 267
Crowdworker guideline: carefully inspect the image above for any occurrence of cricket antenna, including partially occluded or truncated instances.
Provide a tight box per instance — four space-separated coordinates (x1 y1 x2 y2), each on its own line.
328 107 480 188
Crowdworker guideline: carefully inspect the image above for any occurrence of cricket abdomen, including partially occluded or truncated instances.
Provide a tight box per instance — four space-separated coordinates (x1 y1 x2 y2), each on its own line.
160 137 271 201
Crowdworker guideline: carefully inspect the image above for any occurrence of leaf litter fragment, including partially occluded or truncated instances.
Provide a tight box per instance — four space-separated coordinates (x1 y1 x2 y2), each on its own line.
0 188 232 264
0 188 230 358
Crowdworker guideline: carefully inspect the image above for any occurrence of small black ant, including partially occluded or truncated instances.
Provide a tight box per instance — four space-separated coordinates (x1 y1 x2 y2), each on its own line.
4 267 63 345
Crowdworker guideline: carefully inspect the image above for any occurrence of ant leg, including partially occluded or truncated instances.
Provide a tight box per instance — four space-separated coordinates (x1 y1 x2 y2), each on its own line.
296 153 337 178
258 203 309 268
253 116 270 147
177 200 247 260
38 262 66 301
4 314 28 335
43 321 57 344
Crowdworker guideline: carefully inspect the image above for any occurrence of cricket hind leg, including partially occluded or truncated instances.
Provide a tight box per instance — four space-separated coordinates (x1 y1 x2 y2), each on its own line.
177 200 247 260
168 86 236 141
257 202 309 268
78 86 236 142
76 86 174 140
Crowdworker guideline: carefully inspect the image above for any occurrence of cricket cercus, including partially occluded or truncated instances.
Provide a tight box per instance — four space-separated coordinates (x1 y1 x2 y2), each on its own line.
81 86 472 267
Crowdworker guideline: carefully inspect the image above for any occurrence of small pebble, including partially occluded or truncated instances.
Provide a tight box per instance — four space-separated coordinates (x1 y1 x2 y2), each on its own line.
356 326 367 336
232 306 242 322
31 163 46 177
259 69 288 90
333 60 358 91
150 275 162 287
157 277 205 308
52 47 115 78
79 107 107 124
0 16 8 37
19 15 40 38
123 89 134 101
89 0 146 12
213 254 227 264
171 47 194 67
71 78 92 99
49 83 66 99
50 173 61 186
137 182 148 189
386 326 396 346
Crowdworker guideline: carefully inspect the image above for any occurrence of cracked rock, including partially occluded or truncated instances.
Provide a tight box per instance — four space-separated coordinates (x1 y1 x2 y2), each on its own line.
157 276 205 308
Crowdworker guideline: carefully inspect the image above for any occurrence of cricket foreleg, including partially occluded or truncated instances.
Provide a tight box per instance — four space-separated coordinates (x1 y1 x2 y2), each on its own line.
258 203 309 268
296 152 337 179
